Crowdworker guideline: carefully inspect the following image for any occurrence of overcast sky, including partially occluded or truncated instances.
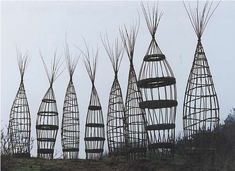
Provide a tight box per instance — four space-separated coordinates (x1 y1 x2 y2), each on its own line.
1 1 235 158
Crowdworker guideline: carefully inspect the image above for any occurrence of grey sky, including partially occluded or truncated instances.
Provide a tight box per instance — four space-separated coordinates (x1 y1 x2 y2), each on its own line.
1 1 235 158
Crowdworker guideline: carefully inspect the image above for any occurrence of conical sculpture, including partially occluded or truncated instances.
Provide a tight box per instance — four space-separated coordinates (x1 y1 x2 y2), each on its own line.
120 24 148 160
83 49 105 160
61 44 80 159
8 52 31 157
36 53 62 159
183 1 220 145
102 36 126 156
137 3 178 159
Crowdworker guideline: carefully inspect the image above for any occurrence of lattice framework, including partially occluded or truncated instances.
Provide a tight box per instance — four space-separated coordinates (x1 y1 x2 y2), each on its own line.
8 52 31 157
183 2 220 143
83 48 105 160
36 53 63 159
137 3 178 159
102 36 126 156
61 44 80 159
120 24 148 160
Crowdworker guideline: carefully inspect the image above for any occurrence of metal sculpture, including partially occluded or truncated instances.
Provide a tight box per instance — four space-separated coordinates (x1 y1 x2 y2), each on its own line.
102 36 126 156
36 53 62 159
61 44 80 159
137 3 178 159
183 1 220 143
120 24 148 160
83 49 105 160
8 52 31 157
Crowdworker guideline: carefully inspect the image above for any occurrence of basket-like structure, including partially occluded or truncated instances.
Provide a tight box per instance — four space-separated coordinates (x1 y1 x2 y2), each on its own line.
102 37 126 156
137 4 177 158
36 55 62 159
61 46 80 159
120 25 148 160
61 80 79 159
107 78 126 155
183 2 220 146
85 86 105 159
183 41 220 139
8 54 31 157
125 66 148 159
36 87 59 159
84 51 105 160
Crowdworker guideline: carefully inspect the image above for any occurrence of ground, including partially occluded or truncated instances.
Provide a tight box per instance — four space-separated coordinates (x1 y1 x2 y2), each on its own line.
1 155 234 171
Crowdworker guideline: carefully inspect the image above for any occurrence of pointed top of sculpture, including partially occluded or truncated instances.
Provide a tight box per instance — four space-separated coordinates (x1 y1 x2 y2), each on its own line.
183 1 220 40
120 20 139 65
141 2 163 38
17 51 29 82
65 41 79 81
82 46 98 84
101 35 123 78
40 51 63 87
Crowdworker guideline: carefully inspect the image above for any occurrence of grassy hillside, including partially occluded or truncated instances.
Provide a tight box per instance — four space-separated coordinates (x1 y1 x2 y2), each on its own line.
1 153 235 171
2 111 235 171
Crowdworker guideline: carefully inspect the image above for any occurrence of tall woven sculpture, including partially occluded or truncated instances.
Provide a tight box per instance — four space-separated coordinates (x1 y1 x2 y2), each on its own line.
83 49 105 160
102 37 126 156
137 4 177 158
36 54 62 159
61 45 80 159
183 2 220 143
120 24 148 160
8 52 31 157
